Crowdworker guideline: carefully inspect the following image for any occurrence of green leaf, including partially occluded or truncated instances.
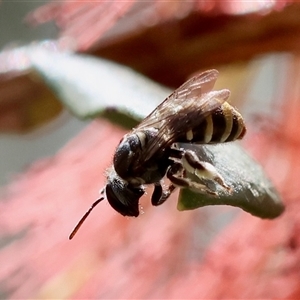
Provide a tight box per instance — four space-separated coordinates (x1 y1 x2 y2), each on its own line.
178 144 284 218
26 46 284 218
29 48 169 128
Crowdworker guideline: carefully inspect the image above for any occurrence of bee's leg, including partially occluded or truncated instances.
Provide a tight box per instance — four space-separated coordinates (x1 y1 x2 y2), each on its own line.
167 162 217 195
181 150 232 192
169 146 184 159
151 183 163 206
151 181 176 206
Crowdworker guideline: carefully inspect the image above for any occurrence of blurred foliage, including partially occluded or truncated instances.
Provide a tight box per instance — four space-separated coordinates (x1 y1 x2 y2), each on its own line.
1 1 300 299
28 1 300 86
0 71 62 133
1 1 300 132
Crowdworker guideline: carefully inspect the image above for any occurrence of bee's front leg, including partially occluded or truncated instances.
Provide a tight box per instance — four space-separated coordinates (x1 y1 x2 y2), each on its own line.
151 181 176 206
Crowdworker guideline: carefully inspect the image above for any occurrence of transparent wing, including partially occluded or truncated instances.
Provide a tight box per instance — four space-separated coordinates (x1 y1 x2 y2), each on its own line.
137 69 220 130
133 70 230 162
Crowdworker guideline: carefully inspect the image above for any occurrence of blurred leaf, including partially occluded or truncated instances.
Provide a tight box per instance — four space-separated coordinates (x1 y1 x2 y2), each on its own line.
0 43 66 133
0 71 63 133
26 1 135 51
178 143 284 219
28 47 169 127
88 2 300 87
0 44 168 132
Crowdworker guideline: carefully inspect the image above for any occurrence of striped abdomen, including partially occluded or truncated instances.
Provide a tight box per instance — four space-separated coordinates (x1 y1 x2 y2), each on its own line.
180 102 246 144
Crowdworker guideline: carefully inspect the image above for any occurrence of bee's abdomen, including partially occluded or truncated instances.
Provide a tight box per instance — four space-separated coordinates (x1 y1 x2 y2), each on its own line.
181 103 246 144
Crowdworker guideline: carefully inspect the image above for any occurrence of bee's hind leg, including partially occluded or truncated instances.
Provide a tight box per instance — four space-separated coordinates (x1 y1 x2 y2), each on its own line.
167 161 217 195
151 147 232 207
169 146 231 191
181 150 232 192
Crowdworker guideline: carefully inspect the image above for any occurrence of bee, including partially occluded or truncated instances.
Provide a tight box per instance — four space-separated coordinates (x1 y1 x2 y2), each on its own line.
69 69 246 239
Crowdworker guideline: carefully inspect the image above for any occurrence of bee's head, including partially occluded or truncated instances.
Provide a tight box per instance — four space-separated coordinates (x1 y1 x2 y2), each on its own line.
69 169 144 240
105 171 145 217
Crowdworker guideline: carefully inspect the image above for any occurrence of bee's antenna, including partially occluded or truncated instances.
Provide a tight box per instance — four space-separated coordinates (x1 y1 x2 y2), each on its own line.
69 197 105 240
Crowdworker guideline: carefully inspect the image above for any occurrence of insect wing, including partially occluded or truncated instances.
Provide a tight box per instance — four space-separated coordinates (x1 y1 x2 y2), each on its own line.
137 69 219 130
142 90 230 161
135 70 230 162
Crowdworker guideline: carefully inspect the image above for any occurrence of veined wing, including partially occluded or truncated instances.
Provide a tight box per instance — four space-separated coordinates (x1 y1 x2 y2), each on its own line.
133 70 230 162
137 69 220 130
